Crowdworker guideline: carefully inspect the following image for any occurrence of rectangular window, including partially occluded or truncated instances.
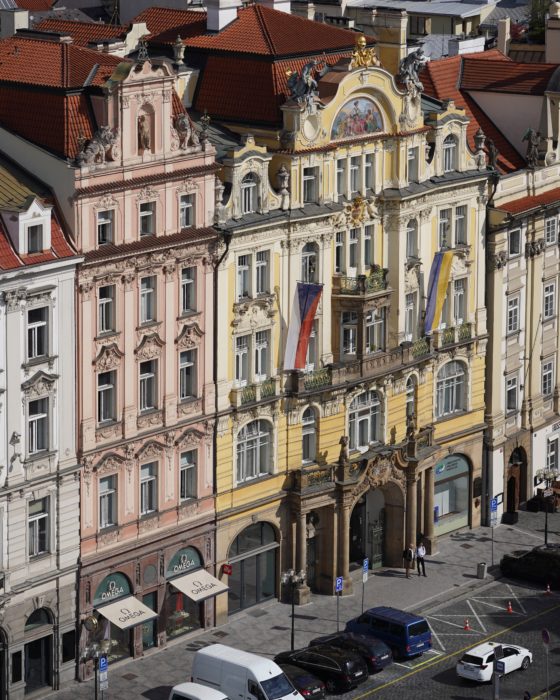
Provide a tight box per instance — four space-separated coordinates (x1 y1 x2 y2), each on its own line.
28 497 48 557
62 631 76 664
406 221 418 259
99 475 116 529
544 282 556 320
27 306 48 360
305 321 318 372
410 15 426 34
98 285 115 334
241 175 256 214
179 350 196 400
543 359 554 397
350 156 360 195
506 376 518 412
455 205 467 245
180 450 197 500
509 229 521 257
139 360 157 411
140 276 156 324
335 232 345 274
237 254 251 300
336 159 346 198
256 251 269 295
364 153 374 190
507 296 519 333
97 210 114 245
179 194 195 228
366 308 385 353
303 167 318 203
28 398 48 454
407 147 418 182
349 228 358 270
97 370 116 423
546 217 558 245
405 292 416 342
235 335 249 386
364 225 373 267
439 209 451 249
140 201 156 236
547 438 559 471
140 462 157 515
254 330 269 382
341 311 357 355
27 224 43 254
453 278 466 325
181 267 196 314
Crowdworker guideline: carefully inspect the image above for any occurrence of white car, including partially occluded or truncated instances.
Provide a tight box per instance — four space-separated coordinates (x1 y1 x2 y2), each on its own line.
456 642 532 682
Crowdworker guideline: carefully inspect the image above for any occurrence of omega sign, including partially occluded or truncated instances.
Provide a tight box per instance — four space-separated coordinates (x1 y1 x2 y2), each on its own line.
191 579 218 596
173 553 197 574
101 579 125 601
118 607 146 624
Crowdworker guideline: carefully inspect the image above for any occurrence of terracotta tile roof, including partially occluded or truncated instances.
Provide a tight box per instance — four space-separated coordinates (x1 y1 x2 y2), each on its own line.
421 50 525 174
83 226 217 265
133 7 207 43
0 36 123 88
496 186 560 215
33 18 128 46
460 59 558 94
14 0 54 9
0 216 75 271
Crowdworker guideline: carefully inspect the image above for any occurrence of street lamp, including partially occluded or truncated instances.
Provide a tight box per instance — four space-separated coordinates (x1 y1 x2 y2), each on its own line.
281 569 306 651
536 468 559 546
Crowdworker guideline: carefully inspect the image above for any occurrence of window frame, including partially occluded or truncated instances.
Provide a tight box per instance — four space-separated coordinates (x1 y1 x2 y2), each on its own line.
140 276 156 324
181 267 196 314
349 390 382 451
302 407 317 464
303 167 318 204
139 359 158 412
545 217 558 246
140 462 158 515
179 349 197 401
507 295 520 334
241 173 258 215
97 370 116 424
236 420 272 483
443 135 457 173
27 306 48 361
542 359 554 397
28 397 49 455
508 229 521 257
28 497 49 558
302 243 317 283
98 285 115 335
506 375 518 413
99 475 117 529
544 281 556 320
180 450 197 500
27 224 43 254
179 193 195 228
436 361 466 418
139 201 156 237
97 209 114 245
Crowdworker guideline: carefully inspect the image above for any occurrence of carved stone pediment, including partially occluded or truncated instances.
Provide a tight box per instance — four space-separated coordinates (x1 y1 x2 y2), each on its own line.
232 294 276 329
94 452 125 475
176 323 204 350
176 428 205 449
136 440 166 461
135 333 165 360
22 370 57 398
95 343 124 371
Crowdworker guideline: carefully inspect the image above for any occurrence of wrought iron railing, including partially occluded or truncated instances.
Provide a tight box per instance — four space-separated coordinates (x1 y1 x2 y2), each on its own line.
458 322 472 341
240 384 256 405
303 368 331 391
411 337 430 358
260 378 276 399
442 327 455 346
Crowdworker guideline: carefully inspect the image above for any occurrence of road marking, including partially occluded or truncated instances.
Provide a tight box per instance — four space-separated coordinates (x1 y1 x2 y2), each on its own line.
351 601 560 698
427 620 445 651
506 582 526 614
533 681 560 699
508 524 560 543
427 616 470 630
471 598 521 613
467 599 486 633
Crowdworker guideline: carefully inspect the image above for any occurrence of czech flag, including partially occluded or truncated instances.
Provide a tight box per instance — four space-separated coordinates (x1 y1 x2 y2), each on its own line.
424 250 453 334
284 282 323 370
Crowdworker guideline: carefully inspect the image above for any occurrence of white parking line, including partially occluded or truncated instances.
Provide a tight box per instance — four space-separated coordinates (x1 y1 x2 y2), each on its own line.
467 599 487 633
471 598 517 613
506 583 526 614
428 616 471 630
427 620 446 652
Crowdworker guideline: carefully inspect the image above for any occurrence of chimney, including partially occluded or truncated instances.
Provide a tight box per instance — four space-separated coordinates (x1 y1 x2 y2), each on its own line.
0 9 29 39
255 0 291 13
546 2 560 64
370 8 407 76
497 17 510 56
206 0 242 32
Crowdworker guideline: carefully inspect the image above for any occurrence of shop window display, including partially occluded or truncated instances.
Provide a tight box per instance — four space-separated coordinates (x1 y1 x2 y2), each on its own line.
91 613 130 662
165 590 202 639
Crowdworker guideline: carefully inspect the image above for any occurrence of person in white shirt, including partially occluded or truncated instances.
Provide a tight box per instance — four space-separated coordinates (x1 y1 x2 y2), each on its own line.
416 542 426 577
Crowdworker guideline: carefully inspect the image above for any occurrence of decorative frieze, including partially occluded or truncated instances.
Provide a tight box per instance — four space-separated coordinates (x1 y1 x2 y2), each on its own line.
525 239 545 258
487 250 507 271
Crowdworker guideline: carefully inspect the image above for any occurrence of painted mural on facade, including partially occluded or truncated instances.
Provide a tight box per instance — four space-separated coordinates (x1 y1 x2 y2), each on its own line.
331 98 383 139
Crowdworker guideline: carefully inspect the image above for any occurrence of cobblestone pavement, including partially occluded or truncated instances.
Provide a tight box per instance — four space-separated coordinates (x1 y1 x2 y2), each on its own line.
49 510 560 700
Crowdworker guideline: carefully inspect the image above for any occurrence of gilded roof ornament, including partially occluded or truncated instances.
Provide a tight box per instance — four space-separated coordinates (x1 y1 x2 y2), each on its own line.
350 35 380 70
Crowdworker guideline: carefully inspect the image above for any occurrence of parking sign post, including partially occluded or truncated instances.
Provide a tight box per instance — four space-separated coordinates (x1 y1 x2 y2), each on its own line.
335 576 343 631
490 498 498 566
542 628 550 699
492 644 503 700
362 558 369 614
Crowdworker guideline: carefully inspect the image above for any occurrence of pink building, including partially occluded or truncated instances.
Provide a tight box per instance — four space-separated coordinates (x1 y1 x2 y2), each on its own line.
0 36 221 676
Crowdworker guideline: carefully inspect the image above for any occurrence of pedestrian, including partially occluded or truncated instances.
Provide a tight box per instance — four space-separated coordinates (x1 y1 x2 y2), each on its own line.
416 541 427 577
403 543 415 578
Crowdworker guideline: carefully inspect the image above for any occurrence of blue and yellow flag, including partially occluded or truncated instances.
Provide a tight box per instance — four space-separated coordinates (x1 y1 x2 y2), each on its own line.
424 251 453 334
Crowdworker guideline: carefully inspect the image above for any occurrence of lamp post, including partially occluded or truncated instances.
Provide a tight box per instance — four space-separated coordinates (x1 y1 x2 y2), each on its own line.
281 569 306 651
536 468 559 547
82 642 101 700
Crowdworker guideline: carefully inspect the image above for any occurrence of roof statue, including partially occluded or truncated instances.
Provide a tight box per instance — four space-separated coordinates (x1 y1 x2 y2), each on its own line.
398 48 428 92
76 126 119 166
350 35 380 70
522 128 543 169
486 138 499 170
286 58 330 108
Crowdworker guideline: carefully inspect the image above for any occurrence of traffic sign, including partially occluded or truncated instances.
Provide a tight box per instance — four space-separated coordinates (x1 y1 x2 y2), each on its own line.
99 671 108 683
98 656 108 673
495 660 505 674
490 511 498 526
542 628 550 646
99 679 109 692
491 498 498 512
335 576 343 593
363 558 369 572
362 558 369 583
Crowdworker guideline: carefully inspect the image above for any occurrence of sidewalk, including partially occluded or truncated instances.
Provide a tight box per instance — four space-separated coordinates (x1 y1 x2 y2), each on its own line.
50 509 559 700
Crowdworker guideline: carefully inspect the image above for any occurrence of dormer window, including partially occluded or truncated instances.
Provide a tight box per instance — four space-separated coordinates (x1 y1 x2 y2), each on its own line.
241 173 257 215
97 210 114 245
443 135 457 172
27 224 43 254
140 202 155 237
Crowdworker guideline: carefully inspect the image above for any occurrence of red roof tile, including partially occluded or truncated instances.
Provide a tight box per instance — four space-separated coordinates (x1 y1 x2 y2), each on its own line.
33 19 128 47
460 59 558 95
14 0 54 9
421 50 525 174
496 186 560 215
133 7 207 43
0 216 75 271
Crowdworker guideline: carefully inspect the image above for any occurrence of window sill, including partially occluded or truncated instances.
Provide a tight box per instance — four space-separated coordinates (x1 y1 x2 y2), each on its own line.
28 552 51 563
99 524 118 534
178 310 200 321
95 331 120 342
22 355 58 370
139 511 159 522
506 330 521 341
235 472 275 489
24 450 56 464
137 321 161 332
434 410 468 425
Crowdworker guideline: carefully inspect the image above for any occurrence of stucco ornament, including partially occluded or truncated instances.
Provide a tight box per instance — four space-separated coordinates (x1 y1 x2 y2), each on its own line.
397 49 428 92
522 127 543 169
350 35 380 70
76 126 120 166
172 113 193 151
176 322 204 349
399 84 421 130
333 196 379 228
95 343 124 371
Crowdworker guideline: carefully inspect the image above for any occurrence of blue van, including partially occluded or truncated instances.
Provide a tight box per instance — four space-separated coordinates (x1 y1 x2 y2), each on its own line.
345 606 431 659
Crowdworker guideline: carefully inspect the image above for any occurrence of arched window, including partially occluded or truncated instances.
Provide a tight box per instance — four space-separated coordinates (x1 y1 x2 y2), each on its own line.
436 361 466 417
349 391 382 450
406 376 417 419
236 420 271 482
301 242 318 283
241 173 258 215
443 135 457 172
406 220 418 259
25 608 52 631
302 408 317 463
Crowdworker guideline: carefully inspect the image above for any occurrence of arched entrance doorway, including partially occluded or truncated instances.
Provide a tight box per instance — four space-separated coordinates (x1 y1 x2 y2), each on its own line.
228 522 278 614
506 447 528 513
24 608 53 694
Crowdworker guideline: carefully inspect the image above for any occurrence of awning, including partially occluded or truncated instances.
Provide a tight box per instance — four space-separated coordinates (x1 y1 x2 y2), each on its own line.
169 569 229 603
96 596 158 630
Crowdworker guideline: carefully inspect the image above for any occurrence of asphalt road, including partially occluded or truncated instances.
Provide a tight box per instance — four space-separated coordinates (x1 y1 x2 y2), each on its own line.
338 579 560 700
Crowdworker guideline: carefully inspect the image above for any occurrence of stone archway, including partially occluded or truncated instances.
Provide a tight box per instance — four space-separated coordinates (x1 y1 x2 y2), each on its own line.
506 447 528 513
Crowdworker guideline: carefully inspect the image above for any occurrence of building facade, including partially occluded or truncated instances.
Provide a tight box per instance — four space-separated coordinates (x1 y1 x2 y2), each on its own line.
0 156 80 698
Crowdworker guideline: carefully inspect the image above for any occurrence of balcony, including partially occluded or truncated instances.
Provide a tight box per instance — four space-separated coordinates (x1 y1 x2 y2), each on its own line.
433 323 473 349
230 377 279 407
285 367 332 394
332 268 388 297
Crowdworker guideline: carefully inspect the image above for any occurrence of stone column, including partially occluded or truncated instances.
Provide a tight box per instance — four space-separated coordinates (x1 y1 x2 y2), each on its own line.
339 501 353 594
405 471 417 552
295 511 310 604
424 467 436 554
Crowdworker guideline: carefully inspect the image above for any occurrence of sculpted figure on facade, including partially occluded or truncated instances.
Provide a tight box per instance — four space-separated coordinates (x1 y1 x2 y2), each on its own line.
138 114 151 151
522 128 542 169
350 35 380 70
286 59 329 107
76 126 119 166
397 49 427 92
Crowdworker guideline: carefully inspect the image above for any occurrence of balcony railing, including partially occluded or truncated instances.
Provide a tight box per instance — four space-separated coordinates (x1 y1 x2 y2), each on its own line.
230 377 279 407
303 368 331 391
334 269 388 296
434 323 473 349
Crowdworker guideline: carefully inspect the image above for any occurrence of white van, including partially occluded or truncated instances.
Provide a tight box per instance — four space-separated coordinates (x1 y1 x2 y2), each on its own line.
191 644 303 700
169 682 230 700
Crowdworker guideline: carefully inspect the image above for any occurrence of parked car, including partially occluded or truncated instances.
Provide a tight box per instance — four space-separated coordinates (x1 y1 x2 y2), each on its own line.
501 544 560 588
346 606 431 659
169 683 230 700
278 663 325 699
456 642 532 682
274 645 368 693
310 632 392 673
